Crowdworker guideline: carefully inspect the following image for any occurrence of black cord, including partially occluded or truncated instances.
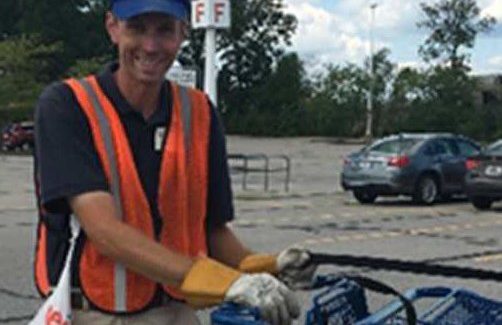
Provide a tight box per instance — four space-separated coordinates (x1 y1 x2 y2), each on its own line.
310 253 502 282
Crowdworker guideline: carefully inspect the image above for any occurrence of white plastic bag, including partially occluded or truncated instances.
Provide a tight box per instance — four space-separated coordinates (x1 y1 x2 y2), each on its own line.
29 217 80 325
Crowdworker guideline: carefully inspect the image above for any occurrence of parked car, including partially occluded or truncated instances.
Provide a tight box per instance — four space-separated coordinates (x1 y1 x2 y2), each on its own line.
464 139 502 210
1 121 34 151
341 133 481 205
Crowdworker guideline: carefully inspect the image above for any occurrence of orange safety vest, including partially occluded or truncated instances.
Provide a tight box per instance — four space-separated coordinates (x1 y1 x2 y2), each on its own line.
34 75 210 313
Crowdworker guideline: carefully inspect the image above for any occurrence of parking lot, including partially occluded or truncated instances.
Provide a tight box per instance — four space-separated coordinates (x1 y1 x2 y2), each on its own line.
0 136 501 323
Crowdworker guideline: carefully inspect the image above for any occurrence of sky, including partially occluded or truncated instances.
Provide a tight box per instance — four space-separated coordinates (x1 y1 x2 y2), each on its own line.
283 0 502 75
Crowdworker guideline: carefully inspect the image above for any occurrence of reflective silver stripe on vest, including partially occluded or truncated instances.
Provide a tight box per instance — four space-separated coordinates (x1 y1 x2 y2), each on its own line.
78 78 127 312
178 85 192 152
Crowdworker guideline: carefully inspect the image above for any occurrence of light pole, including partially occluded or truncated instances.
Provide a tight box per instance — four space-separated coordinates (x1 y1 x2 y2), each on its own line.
365 2 378 140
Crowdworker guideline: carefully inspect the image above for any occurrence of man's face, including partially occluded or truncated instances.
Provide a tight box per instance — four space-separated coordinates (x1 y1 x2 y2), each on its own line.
106 12 186 84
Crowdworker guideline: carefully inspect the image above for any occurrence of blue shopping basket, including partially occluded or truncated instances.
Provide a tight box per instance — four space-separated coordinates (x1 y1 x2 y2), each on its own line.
210 275 502 325
211 275 370 325
360 286 502 325
304 277 370 325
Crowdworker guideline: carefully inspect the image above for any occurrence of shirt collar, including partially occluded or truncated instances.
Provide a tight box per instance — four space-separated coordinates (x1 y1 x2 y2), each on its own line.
96 62 171 124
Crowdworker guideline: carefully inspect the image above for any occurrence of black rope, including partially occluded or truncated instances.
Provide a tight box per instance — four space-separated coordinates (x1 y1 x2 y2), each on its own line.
351 275 416 325
310 253 502 282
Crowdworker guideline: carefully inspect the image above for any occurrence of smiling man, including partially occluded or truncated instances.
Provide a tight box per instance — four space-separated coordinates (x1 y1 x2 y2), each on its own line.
32 0 316 324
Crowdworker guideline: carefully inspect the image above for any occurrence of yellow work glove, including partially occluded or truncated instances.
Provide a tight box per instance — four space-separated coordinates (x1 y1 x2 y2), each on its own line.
180 258 241 307
238 254 278 274
181 258 300 325
239 247 317 290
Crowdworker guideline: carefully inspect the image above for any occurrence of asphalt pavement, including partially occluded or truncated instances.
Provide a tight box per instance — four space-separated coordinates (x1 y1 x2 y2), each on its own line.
0 136 501 324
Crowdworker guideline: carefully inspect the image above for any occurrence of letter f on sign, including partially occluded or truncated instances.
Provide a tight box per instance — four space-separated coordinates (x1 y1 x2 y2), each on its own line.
196 2 205 23
214 2 225 22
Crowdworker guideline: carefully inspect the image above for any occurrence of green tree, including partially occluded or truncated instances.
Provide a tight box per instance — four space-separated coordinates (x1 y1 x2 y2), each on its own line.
65 54 113 78
417 0 496 69
306 63 367 137
0 0 24 40
0 35 62 121
425 66 477 134
386 67 431 133
11 0 109 79
365 48 396 136
225 53 308 135
179 0 297 115
390 67 477 136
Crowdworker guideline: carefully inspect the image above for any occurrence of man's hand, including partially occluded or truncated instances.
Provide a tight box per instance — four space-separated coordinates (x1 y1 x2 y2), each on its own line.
224 273 300 325
277 247 317 290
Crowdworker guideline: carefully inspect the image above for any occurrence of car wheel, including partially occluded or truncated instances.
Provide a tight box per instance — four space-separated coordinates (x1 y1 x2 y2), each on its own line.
413 175 438 205
471 197 492 210
353 190 377 204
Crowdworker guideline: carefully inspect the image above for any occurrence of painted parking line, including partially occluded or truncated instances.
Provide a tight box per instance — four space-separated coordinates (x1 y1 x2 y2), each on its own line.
233 208 462 227
299 220 502 249
474 254 502 263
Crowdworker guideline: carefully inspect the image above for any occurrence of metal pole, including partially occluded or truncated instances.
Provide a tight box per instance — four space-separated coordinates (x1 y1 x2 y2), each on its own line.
365 3 377 139
204 28 217 104
203 0 218 103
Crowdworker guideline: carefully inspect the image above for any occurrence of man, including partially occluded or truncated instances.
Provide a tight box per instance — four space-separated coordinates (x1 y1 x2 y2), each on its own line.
33 0 316 324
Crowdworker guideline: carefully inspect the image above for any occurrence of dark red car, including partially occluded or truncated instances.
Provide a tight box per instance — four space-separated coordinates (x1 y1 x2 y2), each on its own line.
1 121 34 151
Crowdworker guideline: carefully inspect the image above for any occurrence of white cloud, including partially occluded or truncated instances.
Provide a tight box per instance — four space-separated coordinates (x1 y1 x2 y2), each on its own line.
283 0 423 61
488 55 502 67
352 0 419 31
282 0 501 74
397 61 425 71
284 1 368 68
482 0 502 19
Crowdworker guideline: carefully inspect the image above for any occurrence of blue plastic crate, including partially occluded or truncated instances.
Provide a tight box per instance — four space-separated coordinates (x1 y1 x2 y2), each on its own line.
305 278 369 325
358 287 502 325
210 277 502 325
211 303 268 325
211 276 369 325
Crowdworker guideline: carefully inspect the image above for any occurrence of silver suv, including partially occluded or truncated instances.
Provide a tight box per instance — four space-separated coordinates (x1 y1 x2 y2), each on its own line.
341 133 480 204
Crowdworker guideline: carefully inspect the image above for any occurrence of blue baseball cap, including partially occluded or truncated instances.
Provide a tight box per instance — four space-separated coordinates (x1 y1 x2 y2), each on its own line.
111 0 190 21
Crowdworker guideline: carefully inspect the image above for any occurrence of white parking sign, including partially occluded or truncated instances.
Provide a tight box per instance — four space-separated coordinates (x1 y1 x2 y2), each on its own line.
191 0 231 29
165 65 197 88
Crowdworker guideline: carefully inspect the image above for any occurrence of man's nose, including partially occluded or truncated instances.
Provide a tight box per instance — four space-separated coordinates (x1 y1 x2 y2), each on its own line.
141 33 162 52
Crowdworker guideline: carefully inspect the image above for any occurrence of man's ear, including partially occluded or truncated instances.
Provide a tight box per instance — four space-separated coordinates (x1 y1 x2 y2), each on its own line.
182 22 190 38
105 12 120 45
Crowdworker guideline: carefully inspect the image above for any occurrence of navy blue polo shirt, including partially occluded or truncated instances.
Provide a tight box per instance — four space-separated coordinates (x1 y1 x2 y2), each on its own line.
35 63 234 235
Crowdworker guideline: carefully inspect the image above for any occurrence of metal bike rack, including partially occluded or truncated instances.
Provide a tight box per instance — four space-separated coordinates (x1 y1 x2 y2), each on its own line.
228 153 291 192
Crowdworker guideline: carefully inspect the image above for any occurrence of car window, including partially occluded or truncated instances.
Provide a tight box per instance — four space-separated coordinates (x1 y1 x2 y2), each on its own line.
457 140 480 156
444 139 460 156
424 140 450 156
369 138 418 154
486 142 502 155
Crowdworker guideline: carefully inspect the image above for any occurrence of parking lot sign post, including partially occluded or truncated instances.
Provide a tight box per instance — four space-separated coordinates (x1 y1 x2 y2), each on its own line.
191 0 231 104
